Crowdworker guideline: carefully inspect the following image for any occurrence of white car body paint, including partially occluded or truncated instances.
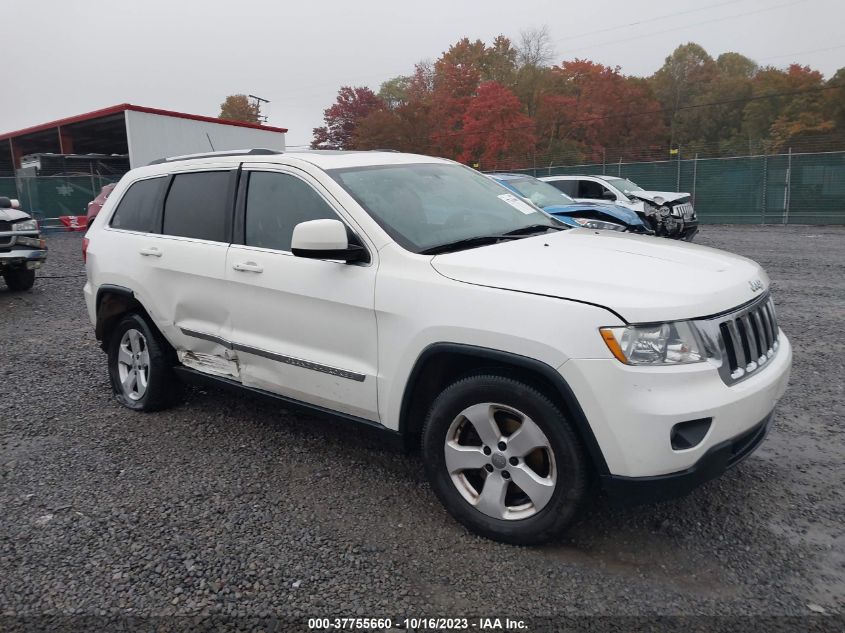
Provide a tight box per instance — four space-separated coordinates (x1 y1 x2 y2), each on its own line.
84 151 791 479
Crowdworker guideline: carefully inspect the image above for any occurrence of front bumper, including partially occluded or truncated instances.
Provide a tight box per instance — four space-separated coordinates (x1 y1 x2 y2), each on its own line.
601 411 773 506
680 221 699 241
559 332 791 479
0 247 48 270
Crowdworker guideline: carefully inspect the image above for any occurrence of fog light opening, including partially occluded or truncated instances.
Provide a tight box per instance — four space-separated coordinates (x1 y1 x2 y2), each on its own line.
670 418 712 451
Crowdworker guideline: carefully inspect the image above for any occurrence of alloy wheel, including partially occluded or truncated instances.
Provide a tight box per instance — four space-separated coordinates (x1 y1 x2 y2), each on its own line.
117 328 150 401
444 402 557 520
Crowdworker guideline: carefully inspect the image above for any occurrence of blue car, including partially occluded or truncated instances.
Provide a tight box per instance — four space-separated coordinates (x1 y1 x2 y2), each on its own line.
487 173 651 234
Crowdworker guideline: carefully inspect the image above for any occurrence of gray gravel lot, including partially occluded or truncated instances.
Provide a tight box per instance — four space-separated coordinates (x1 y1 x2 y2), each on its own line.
1 226 843 625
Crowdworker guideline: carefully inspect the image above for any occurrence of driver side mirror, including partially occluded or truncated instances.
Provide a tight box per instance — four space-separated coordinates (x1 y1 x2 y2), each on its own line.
291 219 369 264
601 190 617 201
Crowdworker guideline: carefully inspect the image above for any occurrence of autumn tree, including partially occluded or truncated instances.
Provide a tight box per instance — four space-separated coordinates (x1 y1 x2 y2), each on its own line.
825 68 845 130
219 94 260 123
458 82 535 169
751 65 833 151
316 35 843 166
537 60 667 161
311 86 385 149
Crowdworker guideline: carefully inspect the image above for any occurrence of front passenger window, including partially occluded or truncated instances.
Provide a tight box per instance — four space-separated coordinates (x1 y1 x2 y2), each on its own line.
245 172 339 251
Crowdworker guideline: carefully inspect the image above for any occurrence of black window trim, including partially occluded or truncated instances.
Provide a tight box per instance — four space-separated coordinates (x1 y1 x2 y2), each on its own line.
158 168 239 244
233 166 372 264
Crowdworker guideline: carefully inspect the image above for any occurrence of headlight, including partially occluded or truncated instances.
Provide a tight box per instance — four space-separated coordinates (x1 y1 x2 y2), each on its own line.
13 219 38 232
599 321 706 365
572 217 626 231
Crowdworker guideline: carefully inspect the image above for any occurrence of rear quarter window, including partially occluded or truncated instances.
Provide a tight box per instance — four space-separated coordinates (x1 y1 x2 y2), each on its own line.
109 177 165 232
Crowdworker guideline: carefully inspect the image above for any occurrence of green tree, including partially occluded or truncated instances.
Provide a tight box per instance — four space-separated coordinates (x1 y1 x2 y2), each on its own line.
650 43 716 147
378 76 412 109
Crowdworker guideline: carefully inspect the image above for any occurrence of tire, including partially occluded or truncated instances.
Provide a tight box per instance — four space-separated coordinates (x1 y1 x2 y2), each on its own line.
107 313 182 411
3 268 36 291
421 375 589 545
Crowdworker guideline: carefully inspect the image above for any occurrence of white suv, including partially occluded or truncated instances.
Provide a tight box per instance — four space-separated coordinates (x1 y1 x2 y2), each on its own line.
83 149 791 544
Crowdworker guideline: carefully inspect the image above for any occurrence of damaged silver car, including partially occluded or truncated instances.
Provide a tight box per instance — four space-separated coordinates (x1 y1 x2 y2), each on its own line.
540 175 699 241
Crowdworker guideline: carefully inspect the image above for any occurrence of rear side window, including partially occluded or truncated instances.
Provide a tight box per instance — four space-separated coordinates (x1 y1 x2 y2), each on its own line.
162 171 232 242
244 172 338 251
110 177 164 232
548 179 577 197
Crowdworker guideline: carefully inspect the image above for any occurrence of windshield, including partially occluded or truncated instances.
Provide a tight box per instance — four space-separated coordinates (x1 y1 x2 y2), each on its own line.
499 176 576 208
329 163 559 253
604 177 643 196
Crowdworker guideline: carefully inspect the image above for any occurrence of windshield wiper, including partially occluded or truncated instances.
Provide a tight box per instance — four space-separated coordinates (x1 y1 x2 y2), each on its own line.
420 235 514 255
501 224 564 236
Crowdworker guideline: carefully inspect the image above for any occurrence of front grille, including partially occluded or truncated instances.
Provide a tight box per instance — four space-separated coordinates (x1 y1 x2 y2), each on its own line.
701 294 780 385
674 202 695 220
0 221 11 232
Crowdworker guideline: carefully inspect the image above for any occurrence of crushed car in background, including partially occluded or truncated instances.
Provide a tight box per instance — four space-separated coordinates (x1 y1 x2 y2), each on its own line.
541 174 698 241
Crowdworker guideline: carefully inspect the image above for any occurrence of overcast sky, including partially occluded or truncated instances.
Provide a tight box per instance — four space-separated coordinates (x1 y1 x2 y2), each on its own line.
3 0 843 146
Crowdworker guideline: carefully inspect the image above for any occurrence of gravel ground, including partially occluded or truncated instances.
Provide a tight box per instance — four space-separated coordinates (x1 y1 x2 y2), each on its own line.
1 227 843 627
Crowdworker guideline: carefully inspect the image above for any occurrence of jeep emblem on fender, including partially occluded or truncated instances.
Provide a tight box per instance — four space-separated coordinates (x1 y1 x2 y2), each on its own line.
749 279 764 292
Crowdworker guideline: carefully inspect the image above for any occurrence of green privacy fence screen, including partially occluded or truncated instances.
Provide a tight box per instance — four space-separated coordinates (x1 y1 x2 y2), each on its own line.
511 150 845 225
1 150 844 225
0 176 118 221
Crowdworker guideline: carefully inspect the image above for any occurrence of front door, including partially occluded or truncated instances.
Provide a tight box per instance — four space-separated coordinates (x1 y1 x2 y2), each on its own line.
224 165 379 422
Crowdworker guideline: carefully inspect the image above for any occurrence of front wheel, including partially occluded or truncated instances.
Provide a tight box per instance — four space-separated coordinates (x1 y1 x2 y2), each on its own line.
421 375 589 545
3 268 36 291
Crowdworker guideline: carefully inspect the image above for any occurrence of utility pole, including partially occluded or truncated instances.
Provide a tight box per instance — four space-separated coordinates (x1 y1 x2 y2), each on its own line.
248 94 270 124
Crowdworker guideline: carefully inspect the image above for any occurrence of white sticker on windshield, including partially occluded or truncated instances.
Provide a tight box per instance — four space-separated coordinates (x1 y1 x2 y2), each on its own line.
498 193 537 215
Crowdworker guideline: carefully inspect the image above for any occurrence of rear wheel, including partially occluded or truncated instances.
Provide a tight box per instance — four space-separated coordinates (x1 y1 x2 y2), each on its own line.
421 375 589 544
3 268 36 291
108 313 182 411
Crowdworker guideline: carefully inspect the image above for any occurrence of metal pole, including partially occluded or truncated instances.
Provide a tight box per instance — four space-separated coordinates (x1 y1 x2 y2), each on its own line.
762 151 768 224
618 156 622 177
676 146 682 191
692 153 698 205
602 147 606 175
784 147 792 225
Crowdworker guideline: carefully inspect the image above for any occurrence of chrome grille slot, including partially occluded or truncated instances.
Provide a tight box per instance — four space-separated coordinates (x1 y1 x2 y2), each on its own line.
699 293 780 385
674 203 695 219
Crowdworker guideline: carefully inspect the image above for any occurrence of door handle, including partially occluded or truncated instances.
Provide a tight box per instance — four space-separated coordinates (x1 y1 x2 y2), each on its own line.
139 247 162 257
232 261 263 273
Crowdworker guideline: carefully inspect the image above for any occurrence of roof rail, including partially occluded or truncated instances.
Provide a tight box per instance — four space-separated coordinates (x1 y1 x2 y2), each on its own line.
147 148 283 166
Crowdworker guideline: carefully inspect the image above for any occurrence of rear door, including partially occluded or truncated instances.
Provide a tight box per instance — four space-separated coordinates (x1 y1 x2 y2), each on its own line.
140 168 238 377
224 164 379 421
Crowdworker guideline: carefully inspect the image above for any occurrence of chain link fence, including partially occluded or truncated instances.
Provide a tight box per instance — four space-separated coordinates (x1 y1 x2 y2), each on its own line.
510 150 845 225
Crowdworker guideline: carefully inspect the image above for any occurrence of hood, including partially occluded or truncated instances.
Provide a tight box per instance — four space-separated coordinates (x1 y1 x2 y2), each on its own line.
543 202 644 227
0 208 31 223
430 229 768 323
629 190 690 204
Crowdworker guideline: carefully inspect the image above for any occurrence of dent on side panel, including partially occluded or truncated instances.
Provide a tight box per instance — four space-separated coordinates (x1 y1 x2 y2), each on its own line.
178 349 240 379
